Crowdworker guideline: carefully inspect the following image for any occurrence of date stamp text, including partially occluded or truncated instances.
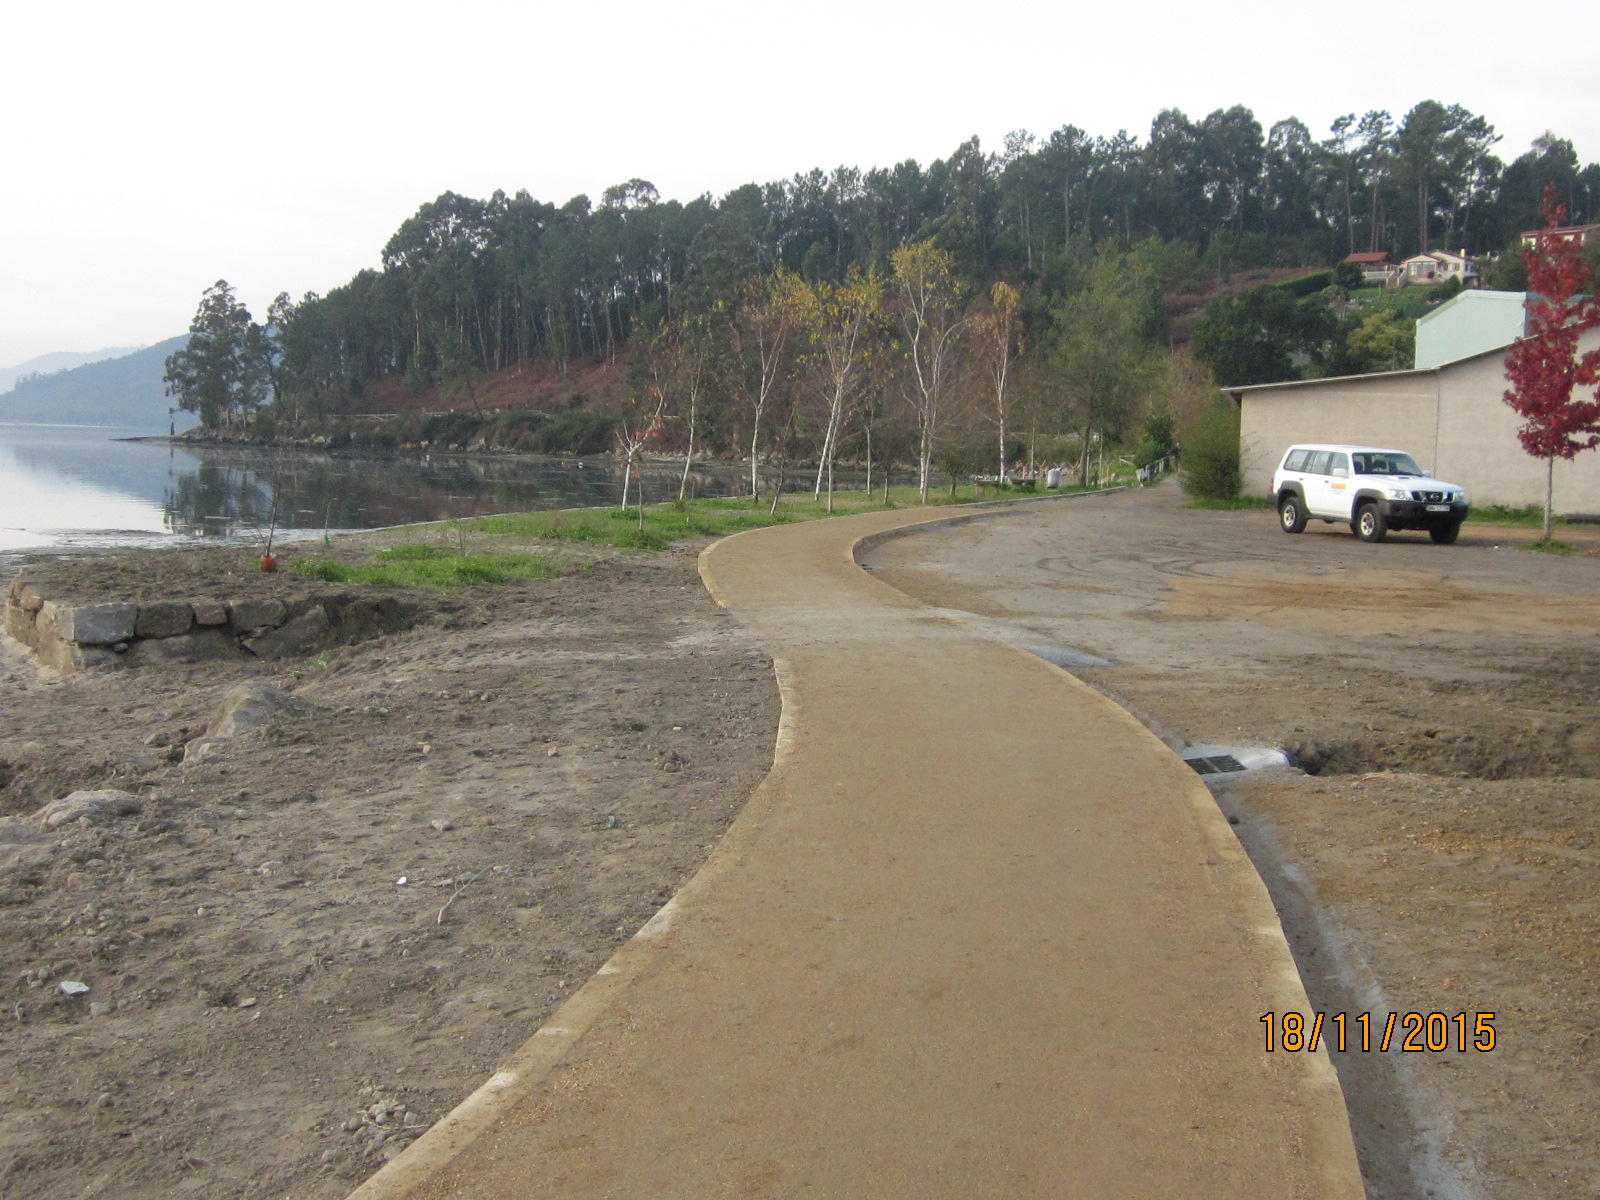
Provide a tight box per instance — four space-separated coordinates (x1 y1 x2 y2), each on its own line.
1261 1011 1496 1053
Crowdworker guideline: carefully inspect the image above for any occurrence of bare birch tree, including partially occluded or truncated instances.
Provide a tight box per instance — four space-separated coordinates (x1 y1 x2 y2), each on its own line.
615 388 667 510
730 271 802 502
974 280 1022 482
794 268 882 513
892 242 969 503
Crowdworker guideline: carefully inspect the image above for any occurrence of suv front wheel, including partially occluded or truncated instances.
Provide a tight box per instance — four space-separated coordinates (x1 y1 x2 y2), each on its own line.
1278 493 1308 534
1355 502 1388 543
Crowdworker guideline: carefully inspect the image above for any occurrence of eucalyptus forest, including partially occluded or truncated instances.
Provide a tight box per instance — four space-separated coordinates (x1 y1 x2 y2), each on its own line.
165 99 1600 496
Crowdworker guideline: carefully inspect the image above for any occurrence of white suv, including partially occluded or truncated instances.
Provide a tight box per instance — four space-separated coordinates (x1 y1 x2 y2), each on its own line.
1271 444 1470 544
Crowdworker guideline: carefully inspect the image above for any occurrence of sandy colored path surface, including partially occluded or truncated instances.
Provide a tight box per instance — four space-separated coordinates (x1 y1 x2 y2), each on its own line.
352 501 1362 1199
862 484 1600 1198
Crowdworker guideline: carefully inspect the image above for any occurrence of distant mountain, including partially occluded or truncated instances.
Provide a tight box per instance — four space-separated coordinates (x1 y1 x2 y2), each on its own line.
0 346 141 395
0 337 195 431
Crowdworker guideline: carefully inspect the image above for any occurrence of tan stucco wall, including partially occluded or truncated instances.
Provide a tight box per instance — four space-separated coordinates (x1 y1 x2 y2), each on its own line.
1239 328 1600 513
1239 373 1439 497
1434 338 1600 511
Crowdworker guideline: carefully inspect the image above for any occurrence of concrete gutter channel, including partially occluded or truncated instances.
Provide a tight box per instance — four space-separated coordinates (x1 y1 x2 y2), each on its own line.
346 492 1364 1200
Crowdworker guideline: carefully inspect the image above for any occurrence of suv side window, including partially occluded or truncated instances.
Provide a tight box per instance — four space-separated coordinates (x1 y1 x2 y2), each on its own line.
1305 450 1333 475
1284 449 1311 472
1329 452 1350 477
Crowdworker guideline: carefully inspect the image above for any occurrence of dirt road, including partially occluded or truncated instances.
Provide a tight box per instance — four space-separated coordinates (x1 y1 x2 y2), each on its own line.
863 483 1600 1200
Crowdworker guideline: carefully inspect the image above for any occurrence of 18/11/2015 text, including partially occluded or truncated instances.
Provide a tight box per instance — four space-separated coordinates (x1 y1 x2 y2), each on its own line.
1261 1011 1496 1053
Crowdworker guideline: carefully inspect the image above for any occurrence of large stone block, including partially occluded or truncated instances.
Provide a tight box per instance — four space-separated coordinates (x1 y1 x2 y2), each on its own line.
136 601 194 639
125 629 244 667
49 602 138 645
33 603 60 648
4 600 38 648
210 681 311 737
245 606 331 660
190 598 228 626
47 641 123 673
228 598 286 635
34 789 143 829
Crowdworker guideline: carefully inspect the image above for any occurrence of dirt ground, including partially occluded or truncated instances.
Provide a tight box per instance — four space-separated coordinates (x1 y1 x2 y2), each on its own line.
8 489 1600 1199
0 537 778 1198
863 485 1600 1200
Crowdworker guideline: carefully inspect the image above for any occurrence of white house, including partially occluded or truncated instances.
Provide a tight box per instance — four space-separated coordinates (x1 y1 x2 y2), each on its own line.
1397 250 1478 288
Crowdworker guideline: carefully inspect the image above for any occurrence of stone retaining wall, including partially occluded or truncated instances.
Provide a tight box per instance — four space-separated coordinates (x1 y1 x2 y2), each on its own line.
3 580 417 672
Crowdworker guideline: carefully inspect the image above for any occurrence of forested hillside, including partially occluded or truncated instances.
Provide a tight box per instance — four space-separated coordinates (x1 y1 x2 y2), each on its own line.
0 347 140 396
0 338 190 430
165 100 1598 493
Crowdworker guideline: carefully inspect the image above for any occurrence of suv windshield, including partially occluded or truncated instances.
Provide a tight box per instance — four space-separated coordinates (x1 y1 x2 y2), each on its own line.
1351 452 1423 475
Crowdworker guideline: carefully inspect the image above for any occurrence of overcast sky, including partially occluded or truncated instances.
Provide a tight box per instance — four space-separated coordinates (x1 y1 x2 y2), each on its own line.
2 0 1595 368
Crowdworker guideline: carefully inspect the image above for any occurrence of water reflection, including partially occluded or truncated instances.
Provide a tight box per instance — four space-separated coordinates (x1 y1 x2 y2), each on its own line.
1 424 772 562
0 424 173 552
157 446 749 539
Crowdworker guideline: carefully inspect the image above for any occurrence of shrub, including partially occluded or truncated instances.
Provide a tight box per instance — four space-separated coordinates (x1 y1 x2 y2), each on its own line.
1134 406 1177 469
1179 401 1242 501
1333 261 1363 291
1278 270 1334 298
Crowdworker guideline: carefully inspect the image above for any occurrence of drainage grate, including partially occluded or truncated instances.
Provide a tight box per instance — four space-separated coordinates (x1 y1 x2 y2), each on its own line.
1184 754 1246 776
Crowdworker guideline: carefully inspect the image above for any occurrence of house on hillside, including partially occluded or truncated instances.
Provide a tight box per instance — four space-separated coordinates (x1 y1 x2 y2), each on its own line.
1225 297 1600 514
1519 222 1600 251
1398 250 1478 288
1341 251 1397 287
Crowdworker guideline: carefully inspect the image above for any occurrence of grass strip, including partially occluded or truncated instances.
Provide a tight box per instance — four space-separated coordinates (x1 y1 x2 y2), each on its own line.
289 482 1110 588
1464 504 1569 528
293 545 558 588
1186 495 1273 510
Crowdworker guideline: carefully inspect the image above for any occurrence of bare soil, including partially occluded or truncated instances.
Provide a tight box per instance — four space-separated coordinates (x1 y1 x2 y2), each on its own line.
352 357 627 417
864 485 1600 1200
0 538 778 1198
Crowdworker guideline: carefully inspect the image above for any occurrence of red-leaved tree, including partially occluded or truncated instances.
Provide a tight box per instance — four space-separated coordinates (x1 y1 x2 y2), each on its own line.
1502 183 1600 539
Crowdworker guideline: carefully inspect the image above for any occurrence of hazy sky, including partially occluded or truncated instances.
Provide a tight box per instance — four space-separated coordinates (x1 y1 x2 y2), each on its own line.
2 0 1595 368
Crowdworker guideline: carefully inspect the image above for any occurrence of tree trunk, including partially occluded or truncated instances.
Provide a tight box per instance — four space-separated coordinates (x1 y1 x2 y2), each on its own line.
813 417 832 498
1544 454 1555 541
1063 168 1071 250
678 392 696 503
1417 172 1429 255
749 413 763 503
1343 165 1355 256
918 424 933 505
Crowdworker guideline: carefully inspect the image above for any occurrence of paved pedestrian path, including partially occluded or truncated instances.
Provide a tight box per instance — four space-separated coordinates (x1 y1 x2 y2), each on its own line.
349 502 1362 1199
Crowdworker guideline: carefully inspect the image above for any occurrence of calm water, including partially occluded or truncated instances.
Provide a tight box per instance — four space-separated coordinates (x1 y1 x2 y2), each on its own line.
0 424 754 565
